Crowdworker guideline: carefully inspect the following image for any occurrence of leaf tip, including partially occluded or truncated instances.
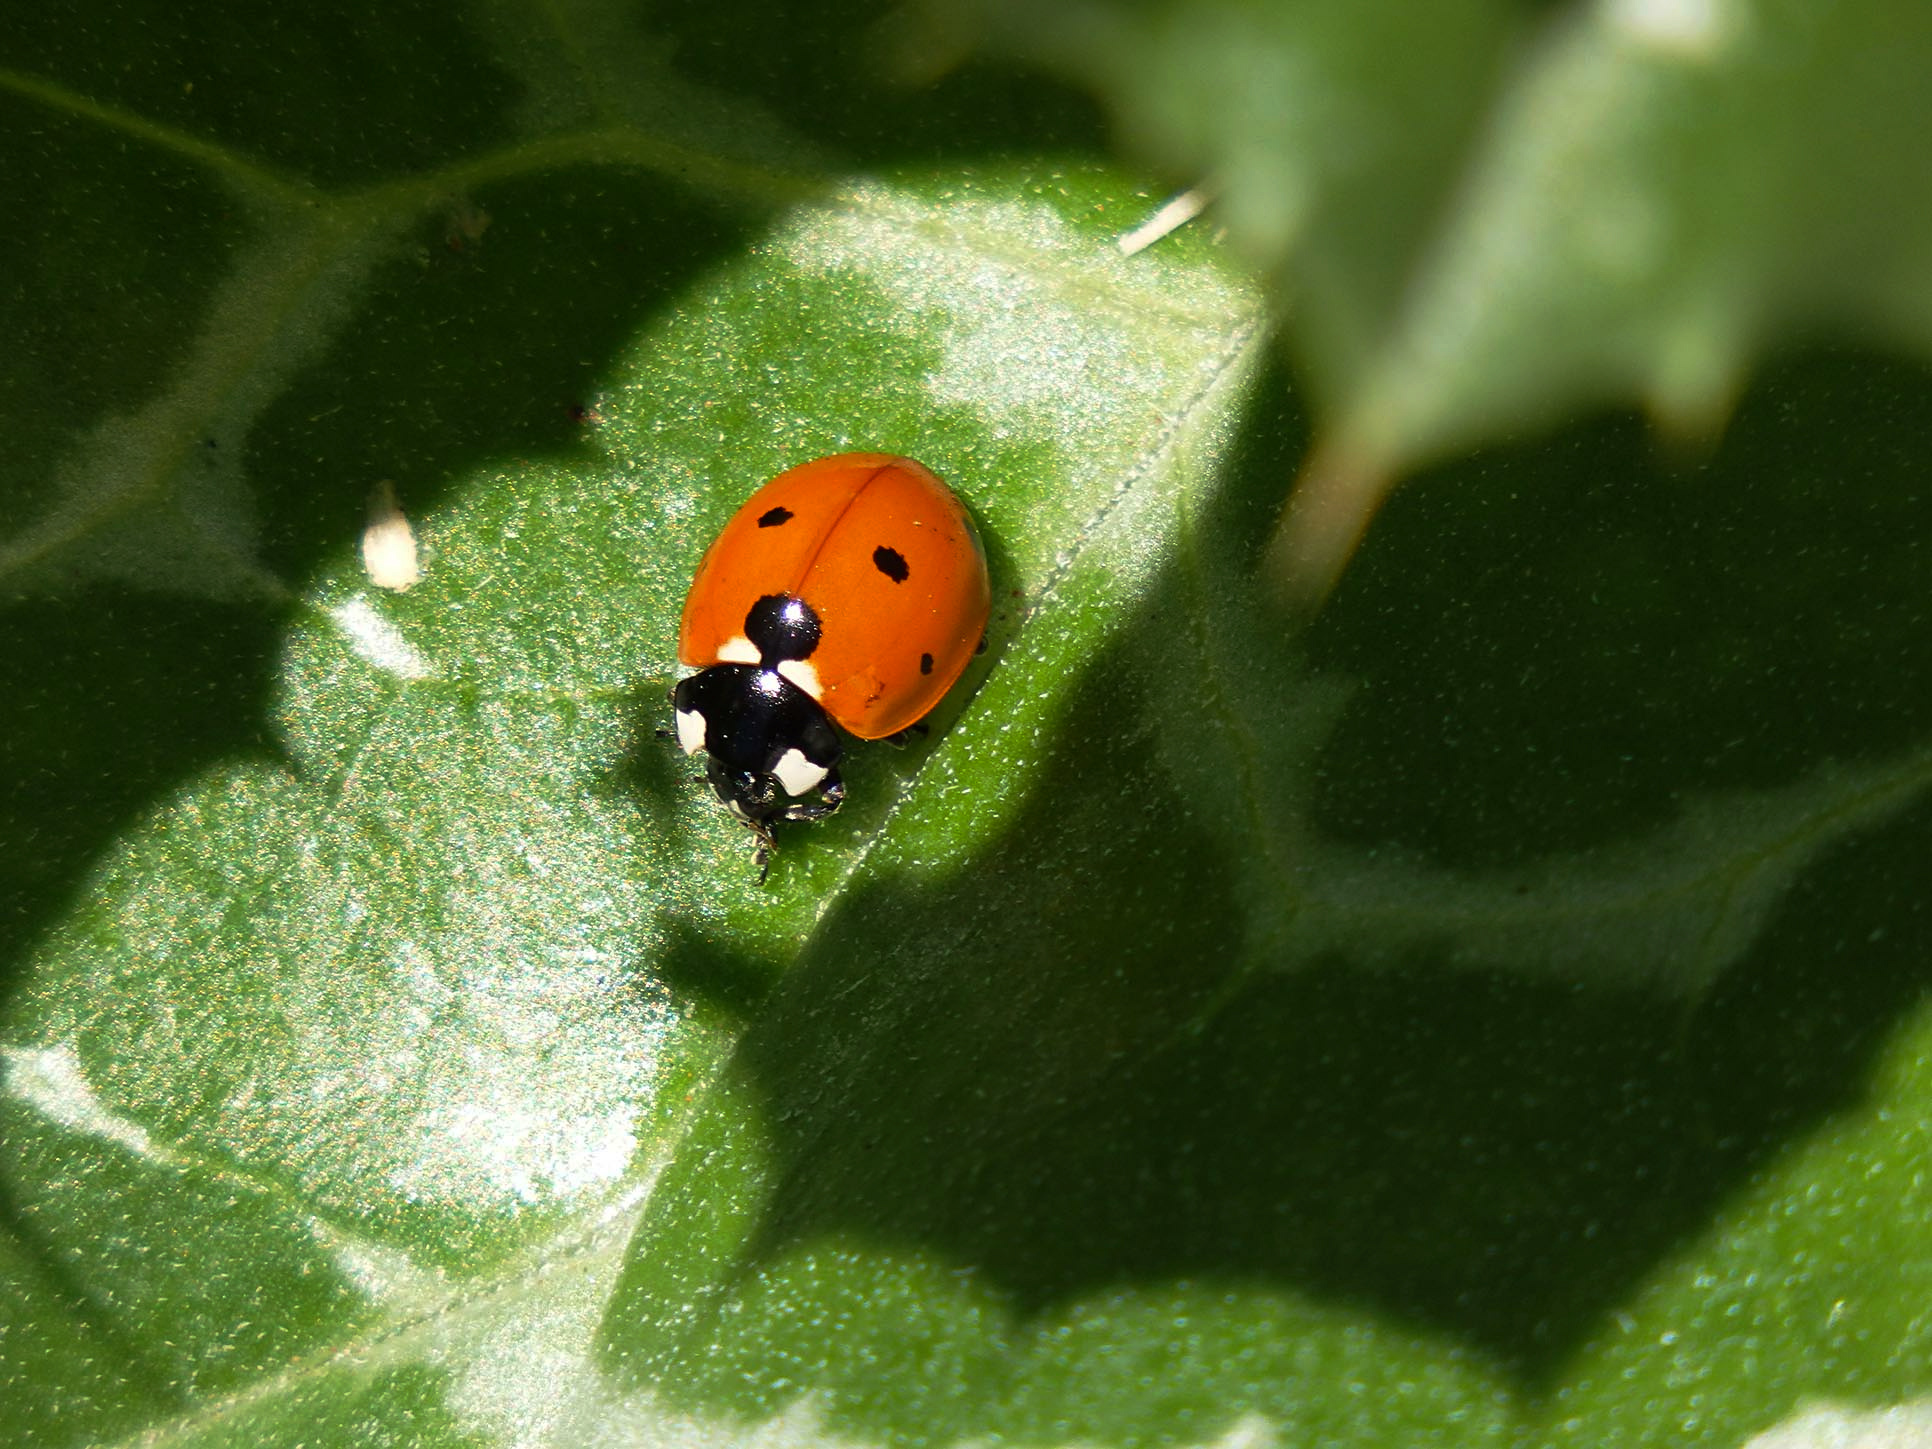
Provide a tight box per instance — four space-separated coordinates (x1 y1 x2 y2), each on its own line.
1262 440 1396 617
1642 321 1745 463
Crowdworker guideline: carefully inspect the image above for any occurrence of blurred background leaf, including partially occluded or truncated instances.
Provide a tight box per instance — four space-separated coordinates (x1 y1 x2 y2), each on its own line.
950 0 1932 596
5 2 1932 1447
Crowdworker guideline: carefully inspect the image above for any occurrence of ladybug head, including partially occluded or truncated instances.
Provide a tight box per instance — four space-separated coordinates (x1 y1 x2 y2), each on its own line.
672 595 848 853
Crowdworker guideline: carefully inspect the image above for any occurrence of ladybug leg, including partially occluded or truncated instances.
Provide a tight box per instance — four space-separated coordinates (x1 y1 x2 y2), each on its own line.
879 723 930 749
751 775 836 884
751 822 778 884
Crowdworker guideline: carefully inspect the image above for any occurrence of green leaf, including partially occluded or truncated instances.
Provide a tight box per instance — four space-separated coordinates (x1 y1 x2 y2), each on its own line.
937 0 1519 407
7 3 1932 1449
955 0 1932 593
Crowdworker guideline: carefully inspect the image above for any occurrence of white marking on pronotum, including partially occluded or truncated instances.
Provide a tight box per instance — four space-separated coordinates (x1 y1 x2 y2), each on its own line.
776 658 822 699
1117 185 1216 256
717 635 759 665
361 479 421 591
674 708 706 755
772 749 828 797
329 595 432 680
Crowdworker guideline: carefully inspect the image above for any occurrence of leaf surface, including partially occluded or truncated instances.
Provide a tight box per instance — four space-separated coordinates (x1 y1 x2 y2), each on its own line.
5 4 1932 1448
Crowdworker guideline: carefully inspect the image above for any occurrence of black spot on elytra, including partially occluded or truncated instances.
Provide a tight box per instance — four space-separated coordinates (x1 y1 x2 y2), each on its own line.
920 652 934 675
873 545 909 583
757 506 793 528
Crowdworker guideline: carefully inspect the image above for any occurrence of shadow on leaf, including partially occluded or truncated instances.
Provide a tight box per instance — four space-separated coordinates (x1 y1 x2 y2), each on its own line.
602 346 1932 1443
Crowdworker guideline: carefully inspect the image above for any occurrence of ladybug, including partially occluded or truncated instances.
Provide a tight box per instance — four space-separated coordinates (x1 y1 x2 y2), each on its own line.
673 453 991 873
